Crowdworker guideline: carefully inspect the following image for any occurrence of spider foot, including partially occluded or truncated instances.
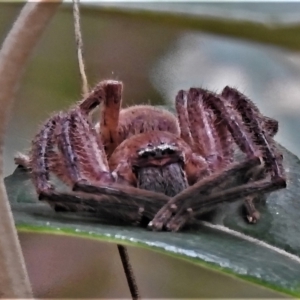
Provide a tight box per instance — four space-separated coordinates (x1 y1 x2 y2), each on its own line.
14 152 31 169
246 210 260 224
148 217 168 232
165 208 193 232
148 203 178 231
244 196 260 224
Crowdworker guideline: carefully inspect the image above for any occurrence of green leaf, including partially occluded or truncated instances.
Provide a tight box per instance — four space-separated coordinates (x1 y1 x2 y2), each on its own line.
5 145 300 297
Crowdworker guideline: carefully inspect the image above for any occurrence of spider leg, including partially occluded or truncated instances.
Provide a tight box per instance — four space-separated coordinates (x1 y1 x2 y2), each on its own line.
99 80 123 157
57 109 111 184
148 157 260 230
150 88 286 231
222 86 279 138
15 79 109 172
40 188 168 224
166 175 285 231
33 107 170 224
72 182 169 219
167 89 286 230
36 84 119 185
78 80 110 114
176 88 233 173
29 113 78 212
219 86 283 178
149 88 255 230
186 87 234 171
221 86 282 222
244 195 261 223
30 115 59 194
175 90 194 146
78 79 123 162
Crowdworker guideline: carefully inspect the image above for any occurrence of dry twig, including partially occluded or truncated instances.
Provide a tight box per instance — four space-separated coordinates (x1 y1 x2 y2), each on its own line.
73 0 89 96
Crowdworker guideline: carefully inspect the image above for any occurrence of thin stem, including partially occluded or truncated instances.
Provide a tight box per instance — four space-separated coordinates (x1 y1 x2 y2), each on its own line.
73 0 89 96
118 245 140 300
71 1 141 298
0 1 61 297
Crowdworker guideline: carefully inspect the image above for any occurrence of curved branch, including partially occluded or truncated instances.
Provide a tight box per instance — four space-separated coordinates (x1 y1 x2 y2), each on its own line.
0 1 61 297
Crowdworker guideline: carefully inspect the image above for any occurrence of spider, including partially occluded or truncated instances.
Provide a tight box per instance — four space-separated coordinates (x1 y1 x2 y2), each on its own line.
15 80 286 232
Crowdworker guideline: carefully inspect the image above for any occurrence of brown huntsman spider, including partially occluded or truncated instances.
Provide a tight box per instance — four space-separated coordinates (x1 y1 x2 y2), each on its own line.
16 80 286 231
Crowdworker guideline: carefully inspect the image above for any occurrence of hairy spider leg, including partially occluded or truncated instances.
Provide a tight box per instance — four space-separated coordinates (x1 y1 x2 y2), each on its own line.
148 157 261 231
30 115 59 193
51 81 121 182
150 88 286 231
166 89 286 231
11 81 202 223
187 88 234 171
21 80 176 224
99 80 123 157
167 171 285 232
97 80 181 158
16 79 110 173
56 110 111 184
29 106 110 211
28 80 123 189
221 87 283 177
35 108 170 224
222 86 283 221
29 113 80 212
41 185 169 224
149 87 257 230
15 145 75 189
73 182 170 219
222 86 279 138
78 80 107 113
175 90 194 146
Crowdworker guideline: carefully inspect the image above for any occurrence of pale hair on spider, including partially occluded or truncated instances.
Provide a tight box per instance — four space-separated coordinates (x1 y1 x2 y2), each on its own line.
15 80 286 231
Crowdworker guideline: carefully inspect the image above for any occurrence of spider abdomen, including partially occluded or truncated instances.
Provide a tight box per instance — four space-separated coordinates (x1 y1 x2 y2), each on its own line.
118 105 180 140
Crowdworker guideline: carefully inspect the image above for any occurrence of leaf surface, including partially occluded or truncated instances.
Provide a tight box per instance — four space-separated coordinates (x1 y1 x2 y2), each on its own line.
5 145 300 297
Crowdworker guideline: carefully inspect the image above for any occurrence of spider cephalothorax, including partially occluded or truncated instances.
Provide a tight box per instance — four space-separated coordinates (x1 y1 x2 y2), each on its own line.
15 80 286 231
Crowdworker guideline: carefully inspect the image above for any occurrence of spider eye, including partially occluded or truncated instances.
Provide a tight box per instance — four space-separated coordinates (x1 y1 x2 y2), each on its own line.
162 149 174 155
141 152 148 158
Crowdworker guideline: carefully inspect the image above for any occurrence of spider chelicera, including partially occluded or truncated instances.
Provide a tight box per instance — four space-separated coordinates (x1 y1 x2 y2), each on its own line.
15 80 286 231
